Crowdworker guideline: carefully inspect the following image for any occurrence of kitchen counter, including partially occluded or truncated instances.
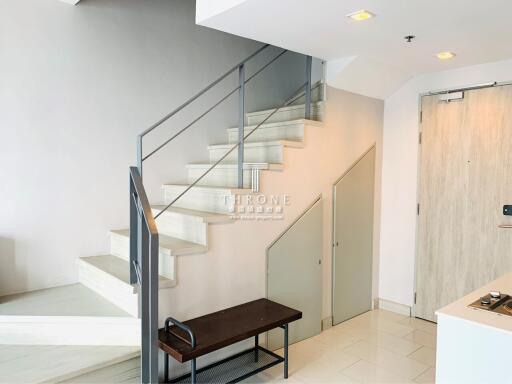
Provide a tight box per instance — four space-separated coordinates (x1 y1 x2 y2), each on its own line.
435 272 512 384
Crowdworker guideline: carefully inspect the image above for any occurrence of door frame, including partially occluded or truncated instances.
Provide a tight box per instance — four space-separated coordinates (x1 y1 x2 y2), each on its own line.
331 144 377 324
412 80 512 318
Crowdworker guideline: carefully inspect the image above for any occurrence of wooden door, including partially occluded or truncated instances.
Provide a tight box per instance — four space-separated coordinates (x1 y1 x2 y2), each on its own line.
333 147 375 324
416 85 512 322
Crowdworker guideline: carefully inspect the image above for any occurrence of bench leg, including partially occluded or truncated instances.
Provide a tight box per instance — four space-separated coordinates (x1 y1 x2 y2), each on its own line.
254 334 259 362
164 353 169 383
284 324 289 379
191 358 197 384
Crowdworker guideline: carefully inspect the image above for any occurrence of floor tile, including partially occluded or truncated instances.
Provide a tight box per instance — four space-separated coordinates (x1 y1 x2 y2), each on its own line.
405 330 437 349
338 313 414 338
408 346 436 367
342 340 429 380
251 309 437 383
372 332 422 356
398 318 437 336
342 360 413 383
413 367 436 384
314 328 361 350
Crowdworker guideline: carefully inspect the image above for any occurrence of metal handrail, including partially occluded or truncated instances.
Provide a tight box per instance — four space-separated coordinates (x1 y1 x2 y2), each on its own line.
139 44 270 139
140 47 288 165
129 167 159 384
154 81 308 219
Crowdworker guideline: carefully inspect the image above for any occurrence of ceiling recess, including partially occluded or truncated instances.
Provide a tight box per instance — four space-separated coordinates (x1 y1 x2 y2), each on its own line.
346 10 375 21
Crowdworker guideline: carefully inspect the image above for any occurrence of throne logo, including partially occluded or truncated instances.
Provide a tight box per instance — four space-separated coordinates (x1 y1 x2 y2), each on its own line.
223 194 291 220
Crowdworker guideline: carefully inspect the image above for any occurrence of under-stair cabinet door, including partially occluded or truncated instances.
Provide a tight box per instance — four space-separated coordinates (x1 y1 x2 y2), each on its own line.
416 85 512 322
332 147 376 325
267 198 323 350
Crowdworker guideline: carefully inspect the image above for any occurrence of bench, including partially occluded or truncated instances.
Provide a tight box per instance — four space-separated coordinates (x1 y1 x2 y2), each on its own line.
159 298 302 383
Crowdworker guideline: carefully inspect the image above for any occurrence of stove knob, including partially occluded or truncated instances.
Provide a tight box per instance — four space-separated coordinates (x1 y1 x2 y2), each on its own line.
490 291 501 299
481 297 491 305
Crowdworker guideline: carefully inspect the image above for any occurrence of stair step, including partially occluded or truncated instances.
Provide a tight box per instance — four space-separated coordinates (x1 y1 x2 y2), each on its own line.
0 284 139 346
246 101 324 125
207 140 303 163
78 255 175 317
162 184 251 214
151 205 232 245
0 345 139 383
186 162 283 188
59 355 140 383
227 119 322 143
110 229 205 270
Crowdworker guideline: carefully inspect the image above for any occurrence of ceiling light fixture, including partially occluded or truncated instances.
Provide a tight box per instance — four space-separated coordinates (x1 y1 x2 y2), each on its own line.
436 51 456 60
346 10 375 21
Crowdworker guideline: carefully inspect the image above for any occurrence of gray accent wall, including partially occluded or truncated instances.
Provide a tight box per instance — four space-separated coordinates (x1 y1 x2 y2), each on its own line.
0 0 318 294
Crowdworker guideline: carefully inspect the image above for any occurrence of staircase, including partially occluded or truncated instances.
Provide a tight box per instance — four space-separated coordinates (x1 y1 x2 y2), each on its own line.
0 44 324 383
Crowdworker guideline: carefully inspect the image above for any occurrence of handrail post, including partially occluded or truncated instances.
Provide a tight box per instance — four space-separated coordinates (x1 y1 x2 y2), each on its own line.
137 135 143 179
129 178 138 285
305 56 312 120
148 232 159 383
238 64 245 189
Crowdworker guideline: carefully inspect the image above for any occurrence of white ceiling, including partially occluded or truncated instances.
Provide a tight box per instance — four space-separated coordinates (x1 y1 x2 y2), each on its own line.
197 0 512 98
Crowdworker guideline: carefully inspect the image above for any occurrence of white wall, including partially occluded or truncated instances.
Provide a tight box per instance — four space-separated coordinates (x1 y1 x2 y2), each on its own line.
0 0 313 296
379 58 512 307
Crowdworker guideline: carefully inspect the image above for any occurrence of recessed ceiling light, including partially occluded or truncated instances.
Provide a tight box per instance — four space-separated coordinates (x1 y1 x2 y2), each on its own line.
436 51 456 60
347 10 375 21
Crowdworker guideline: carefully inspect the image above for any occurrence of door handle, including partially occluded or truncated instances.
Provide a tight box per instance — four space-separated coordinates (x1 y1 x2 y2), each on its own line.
498 224 512 229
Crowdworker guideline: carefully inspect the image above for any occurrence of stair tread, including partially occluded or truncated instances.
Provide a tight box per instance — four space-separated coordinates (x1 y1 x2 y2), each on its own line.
161 184 251 194
110 229 206 255
246 101 324 117
185 162 284 170
151 205 232 223
0 283 131 318
79 255 173 286
207 139 303 149
226 118 323 132
0 344 139 384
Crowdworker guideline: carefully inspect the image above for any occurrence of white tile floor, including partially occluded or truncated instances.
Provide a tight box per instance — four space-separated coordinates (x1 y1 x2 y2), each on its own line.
248 309 437 384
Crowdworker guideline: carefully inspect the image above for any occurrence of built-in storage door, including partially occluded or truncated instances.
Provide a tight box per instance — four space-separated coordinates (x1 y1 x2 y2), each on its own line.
416 85 512 322
267 198 323 350
332 147 375 325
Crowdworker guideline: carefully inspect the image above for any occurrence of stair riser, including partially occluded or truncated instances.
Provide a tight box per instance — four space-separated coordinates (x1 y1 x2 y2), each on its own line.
78 260 138 317
187 168 252 188
163 187 236 214
109 233 176 280
209 144 284 163
228 123 304 143
247 103 323 126
152 209 208 245
0 317 140 346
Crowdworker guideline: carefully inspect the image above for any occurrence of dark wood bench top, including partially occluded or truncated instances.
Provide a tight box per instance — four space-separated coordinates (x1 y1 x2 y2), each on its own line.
159 298 302 362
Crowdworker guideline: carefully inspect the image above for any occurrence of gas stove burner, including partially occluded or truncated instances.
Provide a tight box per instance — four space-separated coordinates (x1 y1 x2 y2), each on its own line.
469 293 512 317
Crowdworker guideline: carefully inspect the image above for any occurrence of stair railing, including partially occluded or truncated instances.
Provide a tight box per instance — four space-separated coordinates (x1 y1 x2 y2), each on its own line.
129 166 159 383
130 43 313 384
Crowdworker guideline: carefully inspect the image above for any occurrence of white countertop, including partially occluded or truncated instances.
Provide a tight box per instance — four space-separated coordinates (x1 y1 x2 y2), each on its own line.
436 272 512 336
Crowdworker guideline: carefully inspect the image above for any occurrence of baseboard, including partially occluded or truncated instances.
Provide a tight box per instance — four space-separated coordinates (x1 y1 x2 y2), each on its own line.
321 316 333 331
375 298 411 317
